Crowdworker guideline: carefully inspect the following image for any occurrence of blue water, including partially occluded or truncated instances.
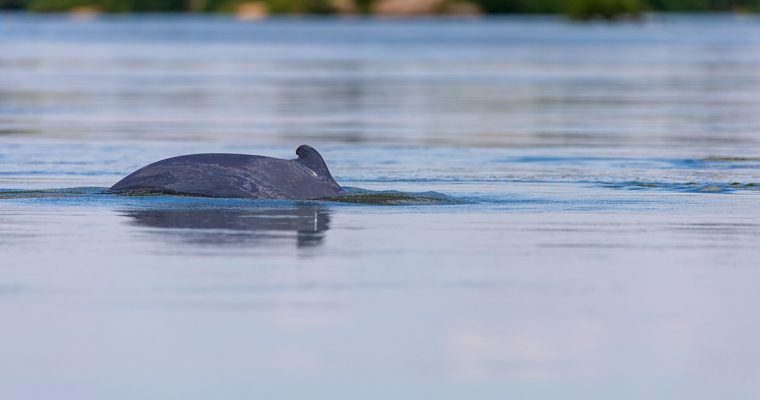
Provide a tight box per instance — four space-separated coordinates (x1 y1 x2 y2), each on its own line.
2 14 760 400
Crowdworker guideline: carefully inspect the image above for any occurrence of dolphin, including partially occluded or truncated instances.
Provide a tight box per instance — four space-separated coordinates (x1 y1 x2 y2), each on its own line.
107 145 344 199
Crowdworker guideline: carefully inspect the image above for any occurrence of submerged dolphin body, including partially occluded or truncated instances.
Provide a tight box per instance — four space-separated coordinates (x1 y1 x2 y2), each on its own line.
108 145 344 199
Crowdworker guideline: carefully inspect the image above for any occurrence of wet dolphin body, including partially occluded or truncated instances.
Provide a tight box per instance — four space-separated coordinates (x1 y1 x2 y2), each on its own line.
108 145 345 199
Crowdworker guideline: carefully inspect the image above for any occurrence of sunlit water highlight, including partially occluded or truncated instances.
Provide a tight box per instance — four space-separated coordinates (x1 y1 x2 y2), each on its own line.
2 14 760 400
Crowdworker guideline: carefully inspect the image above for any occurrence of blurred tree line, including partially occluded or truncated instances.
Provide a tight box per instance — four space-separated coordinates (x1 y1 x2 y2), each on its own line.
0 0 758 16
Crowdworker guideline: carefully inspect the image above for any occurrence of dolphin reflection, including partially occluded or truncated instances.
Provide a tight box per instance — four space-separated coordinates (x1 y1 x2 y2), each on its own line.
124 207 331 248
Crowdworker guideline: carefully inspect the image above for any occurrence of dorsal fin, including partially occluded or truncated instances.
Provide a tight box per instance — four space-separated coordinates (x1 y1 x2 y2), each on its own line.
295 145 333 177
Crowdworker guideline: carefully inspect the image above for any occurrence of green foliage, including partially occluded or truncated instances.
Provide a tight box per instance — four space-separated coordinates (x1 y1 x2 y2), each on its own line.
0 0 27 9
205 0 336 13
567 0 644 19
5 0 760 14
266 0 335 13
476 0 564 13
646 0 707 10
469 0 759 13
130 0 185 12
204 0 235 12
27 0 130 12
354 0 372 12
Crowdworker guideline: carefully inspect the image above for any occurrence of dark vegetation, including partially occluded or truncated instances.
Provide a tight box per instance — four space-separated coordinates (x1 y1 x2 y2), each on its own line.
0 0 758 19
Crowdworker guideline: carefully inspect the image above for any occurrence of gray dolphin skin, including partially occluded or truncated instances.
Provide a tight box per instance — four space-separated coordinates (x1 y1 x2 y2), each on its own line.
108 145 345 199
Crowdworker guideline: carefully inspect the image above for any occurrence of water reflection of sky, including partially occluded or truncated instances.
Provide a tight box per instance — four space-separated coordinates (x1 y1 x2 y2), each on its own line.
2 205 760 399
3 15 760 147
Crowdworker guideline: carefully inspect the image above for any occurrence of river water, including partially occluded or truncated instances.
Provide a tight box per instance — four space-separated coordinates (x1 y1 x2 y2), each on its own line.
1 14 760 399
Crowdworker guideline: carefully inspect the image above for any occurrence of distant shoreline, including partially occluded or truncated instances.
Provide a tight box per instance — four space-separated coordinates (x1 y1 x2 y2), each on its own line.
1 0 759 21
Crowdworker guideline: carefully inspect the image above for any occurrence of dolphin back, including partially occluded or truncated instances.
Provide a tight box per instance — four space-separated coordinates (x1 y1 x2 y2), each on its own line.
108 146 344 200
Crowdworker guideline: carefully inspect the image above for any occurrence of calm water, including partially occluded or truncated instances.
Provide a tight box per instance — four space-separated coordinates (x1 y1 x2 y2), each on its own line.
2 14 760 399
